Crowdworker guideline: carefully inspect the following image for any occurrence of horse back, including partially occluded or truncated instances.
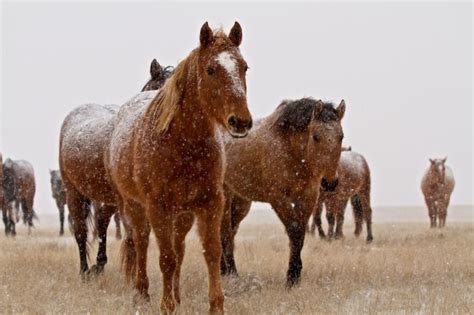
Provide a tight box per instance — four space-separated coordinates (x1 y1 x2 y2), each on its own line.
59 103 118 203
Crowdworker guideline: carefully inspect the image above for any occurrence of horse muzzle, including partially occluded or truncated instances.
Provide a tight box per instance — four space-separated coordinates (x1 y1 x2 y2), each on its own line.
321 177 339 192
227 116 253 138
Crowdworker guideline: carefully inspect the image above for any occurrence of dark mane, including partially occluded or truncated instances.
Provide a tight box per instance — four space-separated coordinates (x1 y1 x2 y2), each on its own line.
275 98 338 132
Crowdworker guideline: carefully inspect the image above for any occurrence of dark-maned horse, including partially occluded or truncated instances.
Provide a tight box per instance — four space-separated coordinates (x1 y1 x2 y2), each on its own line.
0 153 3 218
50 169 69 235
141 59 175 92
59 58 172 275
107 22 252 313
421 157 455 228
310 149 374 242
2 158 36 236
221 98 345 287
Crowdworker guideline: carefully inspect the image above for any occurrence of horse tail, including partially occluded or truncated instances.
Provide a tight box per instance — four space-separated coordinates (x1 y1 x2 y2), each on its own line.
120 234 137 284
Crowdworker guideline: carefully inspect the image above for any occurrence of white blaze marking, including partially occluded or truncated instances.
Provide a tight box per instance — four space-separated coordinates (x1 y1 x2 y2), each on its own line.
215 51 245 97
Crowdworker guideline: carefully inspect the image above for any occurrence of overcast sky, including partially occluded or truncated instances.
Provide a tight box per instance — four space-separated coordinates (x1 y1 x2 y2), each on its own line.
1 2 472 216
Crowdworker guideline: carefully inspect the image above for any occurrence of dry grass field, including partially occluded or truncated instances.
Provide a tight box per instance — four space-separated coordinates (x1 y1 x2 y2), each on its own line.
1 207 473 314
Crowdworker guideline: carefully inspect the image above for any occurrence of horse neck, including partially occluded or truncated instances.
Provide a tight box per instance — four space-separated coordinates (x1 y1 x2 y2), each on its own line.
165 77 217 144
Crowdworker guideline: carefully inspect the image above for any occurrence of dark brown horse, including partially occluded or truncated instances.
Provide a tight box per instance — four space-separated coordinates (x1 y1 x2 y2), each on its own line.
107 22 252 313
421 157 455 228
310 149 374 242
50 169 69 235
59 59 171 275
221 98 345 287
2 158 36 236
141 59 175 92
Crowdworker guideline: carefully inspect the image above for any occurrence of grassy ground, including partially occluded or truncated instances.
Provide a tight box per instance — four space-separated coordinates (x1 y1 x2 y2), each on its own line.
0 218 473 314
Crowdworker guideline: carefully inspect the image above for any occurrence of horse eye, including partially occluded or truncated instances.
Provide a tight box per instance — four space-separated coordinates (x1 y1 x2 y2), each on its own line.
313 134 320 142
207 67 215 76
339 134 344 142
244 64 249 72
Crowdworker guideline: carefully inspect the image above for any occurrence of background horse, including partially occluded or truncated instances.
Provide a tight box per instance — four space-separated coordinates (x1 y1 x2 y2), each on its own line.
310 149 374 242
2 158 36 236
50 169 70 236
107 22 252 313
221 98 345 287
141 59 175 91
0 153 3 220
59 58 172 276
421 158 455 228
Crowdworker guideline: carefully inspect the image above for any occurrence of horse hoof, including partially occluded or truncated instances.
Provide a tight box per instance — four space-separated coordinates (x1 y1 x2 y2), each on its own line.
133 292 151 306
86 265 104 278
366 236 373 244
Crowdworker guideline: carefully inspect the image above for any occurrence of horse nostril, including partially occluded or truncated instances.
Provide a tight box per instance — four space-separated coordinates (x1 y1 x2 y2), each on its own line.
245 118 253 130
228 116 237 128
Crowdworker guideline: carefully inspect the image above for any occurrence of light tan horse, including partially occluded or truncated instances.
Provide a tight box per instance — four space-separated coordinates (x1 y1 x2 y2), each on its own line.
221 98 345 286
107 22 252 314
310 149 373 242
421 157 455 228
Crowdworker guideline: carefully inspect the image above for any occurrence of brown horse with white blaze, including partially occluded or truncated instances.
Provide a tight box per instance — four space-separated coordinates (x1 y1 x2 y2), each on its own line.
107 22 252 314
221 98 345 286
421 157 455 228
310 149 374 242
59 58 171 275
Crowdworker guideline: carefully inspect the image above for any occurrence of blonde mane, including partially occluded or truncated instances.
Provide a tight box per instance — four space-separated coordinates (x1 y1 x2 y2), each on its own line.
146 30 233 134
146 54 191 134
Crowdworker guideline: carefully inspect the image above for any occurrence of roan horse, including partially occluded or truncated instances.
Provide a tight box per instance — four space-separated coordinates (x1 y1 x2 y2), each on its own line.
221 98 345 287
310 148 374 242
2 158 36 236
421 157 455 228
59 58 172 275
107 22 252 313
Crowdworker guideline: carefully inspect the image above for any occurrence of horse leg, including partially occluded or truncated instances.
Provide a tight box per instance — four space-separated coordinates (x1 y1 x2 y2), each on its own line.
66 187 90 275
7 204 16 236
58 202 65 236
221 192 251 276
358 194 373 242
334 200 348 240
131 206 151 304
220 192 233 275
114 213 122 240
173 211 195 304
326 206 335 241
311 198 325 239
195 195 225 314
21 197 35 234
351 195 363 237
89 204 115 275
147 200 176 313
2 205 10 236
272 198 313 288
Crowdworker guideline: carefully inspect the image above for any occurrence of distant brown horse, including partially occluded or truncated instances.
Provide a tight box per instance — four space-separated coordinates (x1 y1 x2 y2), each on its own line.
50 169 69 235
421 157 455 228
0 153 3 218
221 98 345 286
310 149 374 242
2 158 36 236
59 59 171 275
107 22 252 313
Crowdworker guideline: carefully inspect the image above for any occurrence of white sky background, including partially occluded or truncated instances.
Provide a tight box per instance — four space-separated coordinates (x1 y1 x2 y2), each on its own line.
1 2 472 216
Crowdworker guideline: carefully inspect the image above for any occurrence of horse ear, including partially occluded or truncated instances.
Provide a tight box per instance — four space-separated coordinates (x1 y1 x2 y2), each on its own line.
442 156 447 163
336 100 346 121
200 22 214 48
229 21 243 47
150 59 162 79
429 158 435 164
